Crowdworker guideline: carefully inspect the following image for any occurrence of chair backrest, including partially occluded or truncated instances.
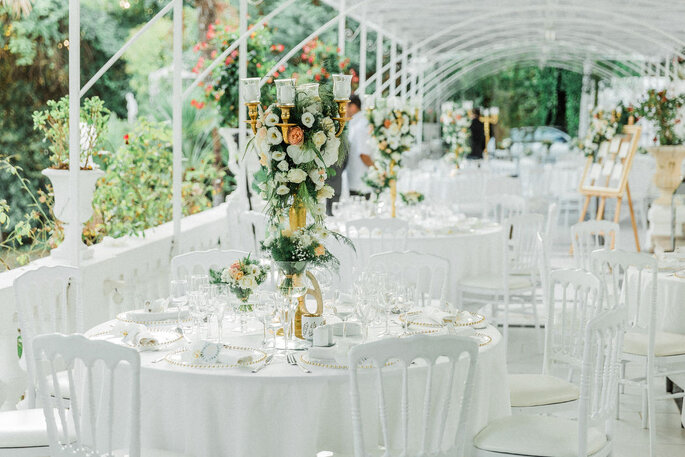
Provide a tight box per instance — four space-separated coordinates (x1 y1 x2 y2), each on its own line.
485 176 522 196
348 335 479 457
240 210 268 255
542 268 604 377
346 218 409 267
577 308 625 457
590 249 657 336
545 202 559 247
33 334 141 457
484 194 526 223
368 251 451 304
14 266 81 407
504 214 544 276
170 249 248 280
571 220 619 270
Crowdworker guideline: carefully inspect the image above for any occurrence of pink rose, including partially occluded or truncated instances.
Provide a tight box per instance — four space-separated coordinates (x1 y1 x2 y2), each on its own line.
288 126 304 145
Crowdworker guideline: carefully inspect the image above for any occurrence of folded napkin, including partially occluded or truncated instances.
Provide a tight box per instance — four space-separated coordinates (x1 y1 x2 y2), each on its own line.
125 309 188 322
111 322 158 349
308 346 349 365
144 298 168 313
423 307 458 324
183 341 254 366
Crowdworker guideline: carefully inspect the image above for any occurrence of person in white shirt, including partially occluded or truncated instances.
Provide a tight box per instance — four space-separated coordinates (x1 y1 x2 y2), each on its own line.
344 93 373 198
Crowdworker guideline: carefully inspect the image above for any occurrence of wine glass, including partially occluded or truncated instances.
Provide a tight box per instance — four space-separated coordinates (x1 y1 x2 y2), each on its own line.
253 293 275 347
355 296 377 342
275 267 308 352
189 274 208 293
333 303 355 339
214 285 229 344
200 284 218 339
169 279 188 324
188 291 204 340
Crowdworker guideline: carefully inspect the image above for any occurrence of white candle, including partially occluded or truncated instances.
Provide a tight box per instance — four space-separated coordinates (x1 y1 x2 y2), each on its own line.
332 74 352 100
276 78 296 106
299 83 320 99
241 77 261 103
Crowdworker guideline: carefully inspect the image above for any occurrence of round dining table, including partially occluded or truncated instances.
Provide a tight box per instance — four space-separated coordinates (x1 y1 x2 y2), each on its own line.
86 318 511 457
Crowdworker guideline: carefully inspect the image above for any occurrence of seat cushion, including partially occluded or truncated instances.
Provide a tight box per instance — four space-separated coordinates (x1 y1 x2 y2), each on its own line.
509 374 579 407
113 449 193 457
474 415 607 457
624 331 685 357
0 409 50 448
458 274 533 291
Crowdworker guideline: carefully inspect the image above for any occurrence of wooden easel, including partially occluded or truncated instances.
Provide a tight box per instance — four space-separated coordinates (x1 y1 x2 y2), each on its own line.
577 123 642 251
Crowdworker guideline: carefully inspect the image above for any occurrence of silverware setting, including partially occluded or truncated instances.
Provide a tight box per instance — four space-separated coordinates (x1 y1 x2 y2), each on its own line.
286 352 311 373
252 354 274 373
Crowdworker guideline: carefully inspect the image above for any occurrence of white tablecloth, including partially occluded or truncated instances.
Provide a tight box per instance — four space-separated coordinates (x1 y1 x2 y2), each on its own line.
627 269 685 333
87 322 510 457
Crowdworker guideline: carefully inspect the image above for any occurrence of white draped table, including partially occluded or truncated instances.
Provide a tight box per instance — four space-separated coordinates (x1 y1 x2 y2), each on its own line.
626 269 685 334
86 321 510 457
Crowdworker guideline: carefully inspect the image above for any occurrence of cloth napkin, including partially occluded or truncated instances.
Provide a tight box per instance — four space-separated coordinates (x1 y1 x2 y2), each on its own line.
308 345 349 365
111 322 158 349
183 341 254 366
145 298 168 313
423 307 458 324
125 309 188 322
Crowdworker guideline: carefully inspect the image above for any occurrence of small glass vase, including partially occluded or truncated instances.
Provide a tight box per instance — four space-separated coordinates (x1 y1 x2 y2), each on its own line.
274 261 309 351
232 288 253 334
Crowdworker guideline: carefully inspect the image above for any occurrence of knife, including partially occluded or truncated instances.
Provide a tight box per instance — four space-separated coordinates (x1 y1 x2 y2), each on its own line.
252 354 274 373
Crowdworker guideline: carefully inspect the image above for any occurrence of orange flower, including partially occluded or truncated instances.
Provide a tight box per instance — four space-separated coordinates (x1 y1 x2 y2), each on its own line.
235 271 244 280
314 245 325 256
383 119 392 128
288 126 304 145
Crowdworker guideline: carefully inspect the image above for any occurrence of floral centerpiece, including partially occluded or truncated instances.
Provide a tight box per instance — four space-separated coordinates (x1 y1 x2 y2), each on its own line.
440 102 471 164
400 191 424 206
210 254 269 304
361 163 391 201
579 105 633 158
252 84 346 223
366 98 419 217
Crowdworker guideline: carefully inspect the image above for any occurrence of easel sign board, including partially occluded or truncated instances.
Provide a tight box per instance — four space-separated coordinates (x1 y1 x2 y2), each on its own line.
579 125 641 198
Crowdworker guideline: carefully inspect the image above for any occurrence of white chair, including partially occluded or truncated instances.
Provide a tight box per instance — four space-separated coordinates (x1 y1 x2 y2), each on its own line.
348 335 479 457
346 218 409 268
368 251 451 305
14 266 81 408
571 220 619 270
239 210 268 255
457 215 543 349
33 333 189 457
482 194 526 223
485 175 522 196
474 307 625 457
592 249 685 457
450 172 487 216
509 268 604 413
170 249 248 280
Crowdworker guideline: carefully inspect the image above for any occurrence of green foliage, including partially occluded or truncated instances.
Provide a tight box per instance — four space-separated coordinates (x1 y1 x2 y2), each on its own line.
636 89 685 146
32 96 110 169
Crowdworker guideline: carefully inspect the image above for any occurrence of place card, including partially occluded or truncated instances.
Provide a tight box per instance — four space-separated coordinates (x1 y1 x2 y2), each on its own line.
609 137 622 153
618 141 631 158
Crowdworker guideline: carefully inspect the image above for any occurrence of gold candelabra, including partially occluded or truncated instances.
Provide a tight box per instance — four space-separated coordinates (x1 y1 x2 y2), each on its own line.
479 107 499 159
245 100 350 141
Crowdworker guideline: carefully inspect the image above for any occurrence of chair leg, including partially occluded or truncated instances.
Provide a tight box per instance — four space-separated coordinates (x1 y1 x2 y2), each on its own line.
503 292 510 355
647 378 657 457
641 384 648 429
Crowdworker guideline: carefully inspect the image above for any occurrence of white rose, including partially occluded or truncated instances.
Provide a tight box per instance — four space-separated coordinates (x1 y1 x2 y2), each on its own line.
317 185 335 200
312 131 327 150
306 101 322 115
287 168 307 183
277 160 289 172
321 117 335 134
391 152 401 162
316 135 340 168
265 112 279 127
276 184 290 195
267 127 283 145
275 172 288 183
301 112 315 128
400 122 409 134
287 144 315 164
388 123 400 136
373 111 385 127
309 168 327 189
388 137 400 149
272 150 286 161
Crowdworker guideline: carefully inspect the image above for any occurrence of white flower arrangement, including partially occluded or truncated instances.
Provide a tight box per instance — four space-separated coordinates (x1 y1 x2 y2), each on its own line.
366 98 419 170
440 101 472 159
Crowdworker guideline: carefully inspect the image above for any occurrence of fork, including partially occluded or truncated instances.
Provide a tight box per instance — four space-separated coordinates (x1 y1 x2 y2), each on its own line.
286 352 311 373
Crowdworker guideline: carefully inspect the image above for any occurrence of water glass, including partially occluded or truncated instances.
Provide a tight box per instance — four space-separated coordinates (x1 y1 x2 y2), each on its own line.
169 279 188 323
189 274 208 293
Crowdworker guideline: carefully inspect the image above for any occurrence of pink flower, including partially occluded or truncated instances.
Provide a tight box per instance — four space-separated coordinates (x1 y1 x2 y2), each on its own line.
288 126 304 146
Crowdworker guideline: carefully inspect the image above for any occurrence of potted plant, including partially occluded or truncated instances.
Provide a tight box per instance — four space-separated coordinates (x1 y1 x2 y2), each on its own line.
32 96 109 259
637 89 685 207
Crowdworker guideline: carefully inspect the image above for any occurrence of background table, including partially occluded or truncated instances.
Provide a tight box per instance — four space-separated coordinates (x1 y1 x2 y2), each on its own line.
88 322 510 457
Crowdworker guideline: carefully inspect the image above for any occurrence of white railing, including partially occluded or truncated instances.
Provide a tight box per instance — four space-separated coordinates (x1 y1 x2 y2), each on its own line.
0 200 241 410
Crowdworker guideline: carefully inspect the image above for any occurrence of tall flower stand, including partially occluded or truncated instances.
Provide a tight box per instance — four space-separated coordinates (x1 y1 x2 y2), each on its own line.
646 145 685 251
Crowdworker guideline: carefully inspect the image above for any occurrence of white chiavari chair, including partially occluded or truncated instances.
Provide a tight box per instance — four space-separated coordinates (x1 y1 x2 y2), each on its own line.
348 335 479 457
570 220 619 270
509 268 604 414
170 249 248 280
345 218 409 269
482 194 527 223
14 266 81 408
33 334 190 457
239 210 268 256
474 307 625 457
368 251 451 305
457 215 543 349
592 249 685 457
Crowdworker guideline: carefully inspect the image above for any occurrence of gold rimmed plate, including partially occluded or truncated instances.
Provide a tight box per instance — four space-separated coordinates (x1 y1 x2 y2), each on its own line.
88 327 183 351
164 345 267 369
473 333 492 347
116 310 191 325
400 310 485 328
299 353 398 370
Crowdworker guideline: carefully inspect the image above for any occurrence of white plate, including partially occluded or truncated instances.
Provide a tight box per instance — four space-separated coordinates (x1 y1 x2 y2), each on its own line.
116 309 190 325
164 345 266 369
400 310 485 328
89 327 182 351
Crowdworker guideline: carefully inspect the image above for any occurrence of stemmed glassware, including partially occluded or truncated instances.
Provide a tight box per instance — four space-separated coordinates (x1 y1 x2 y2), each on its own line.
214 285 229 344
169 279 188 325
188 291 204 340
275 264 309 352
253 292 275 348
355 296 377 342
333 302 354 339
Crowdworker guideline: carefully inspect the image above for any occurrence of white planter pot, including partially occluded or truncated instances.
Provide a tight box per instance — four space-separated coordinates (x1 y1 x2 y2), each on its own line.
41 167 104 260
647 145 685 207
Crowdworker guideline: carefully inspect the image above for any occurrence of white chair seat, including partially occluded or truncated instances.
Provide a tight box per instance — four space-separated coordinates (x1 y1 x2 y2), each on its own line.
473 415 607 457
0 408 72 448
113 448 191 457
458 274 533 290
509 374 579 407
623 331 685 357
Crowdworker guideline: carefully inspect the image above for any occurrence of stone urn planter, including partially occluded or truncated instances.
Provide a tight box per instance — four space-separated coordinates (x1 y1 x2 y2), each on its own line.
648 145 685 206
42 167 104 260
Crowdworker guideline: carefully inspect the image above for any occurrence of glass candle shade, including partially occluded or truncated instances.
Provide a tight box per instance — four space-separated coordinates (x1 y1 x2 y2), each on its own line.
241 77 261 103
275 78 296 106
299 83 320 99
332 74 353 100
